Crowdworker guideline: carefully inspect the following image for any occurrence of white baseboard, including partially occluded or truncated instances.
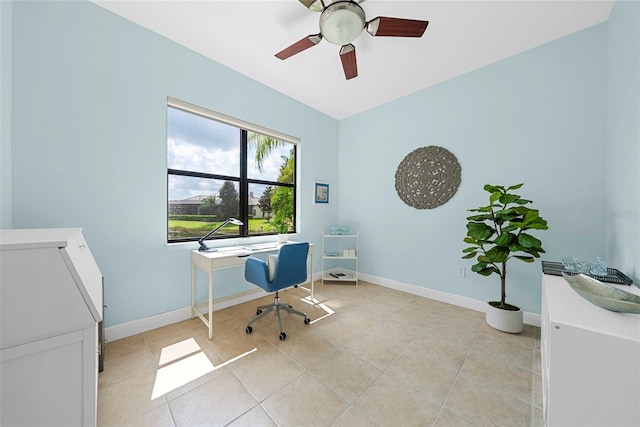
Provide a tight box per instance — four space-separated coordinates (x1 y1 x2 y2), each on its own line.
105 272 540 342
358 272 541 327
105 288 267 343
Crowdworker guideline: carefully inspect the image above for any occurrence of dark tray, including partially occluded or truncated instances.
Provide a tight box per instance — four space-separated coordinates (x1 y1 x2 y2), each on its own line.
542 261 633 285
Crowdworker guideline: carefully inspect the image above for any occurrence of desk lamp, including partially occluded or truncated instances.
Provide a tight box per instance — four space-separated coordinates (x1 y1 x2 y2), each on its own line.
198 218 244 252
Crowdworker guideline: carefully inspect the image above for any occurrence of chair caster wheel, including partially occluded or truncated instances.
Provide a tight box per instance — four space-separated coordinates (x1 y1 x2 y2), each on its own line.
304 317 311 325
246 326 253 334
256 309 262 315
279 332 287 341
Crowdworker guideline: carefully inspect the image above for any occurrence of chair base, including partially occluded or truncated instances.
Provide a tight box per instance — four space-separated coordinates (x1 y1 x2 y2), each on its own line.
246 291 310 340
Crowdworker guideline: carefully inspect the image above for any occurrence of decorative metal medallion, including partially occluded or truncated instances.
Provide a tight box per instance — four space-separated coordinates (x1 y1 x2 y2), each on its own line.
394 146 461 209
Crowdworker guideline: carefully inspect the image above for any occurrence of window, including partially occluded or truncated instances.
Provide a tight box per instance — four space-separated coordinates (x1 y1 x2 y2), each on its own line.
167 98 298 244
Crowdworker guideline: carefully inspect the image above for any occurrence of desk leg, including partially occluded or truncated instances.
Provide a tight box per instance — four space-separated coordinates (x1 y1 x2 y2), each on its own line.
191 262 196 319
208 269 213 340
310 255 315 302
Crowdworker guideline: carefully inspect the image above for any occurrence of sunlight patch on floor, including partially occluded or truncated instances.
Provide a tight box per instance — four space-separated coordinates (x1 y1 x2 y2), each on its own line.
151 337 256 400
158 337 201 365
300 296 335 324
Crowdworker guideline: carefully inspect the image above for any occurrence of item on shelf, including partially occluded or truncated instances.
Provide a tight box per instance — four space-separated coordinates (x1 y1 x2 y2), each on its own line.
590 257 608 276
342 248 356 257
329 225 351 235
541 261 633 285
562 256 578 271
562 273 640 313
324 251 340 257
329 272 347 278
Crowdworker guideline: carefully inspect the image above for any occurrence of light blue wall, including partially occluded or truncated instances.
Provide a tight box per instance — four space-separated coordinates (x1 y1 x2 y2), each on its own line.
6 1 636 327
1 0 12 229
338 23 608 314
9 1 339 327
606 0 640 283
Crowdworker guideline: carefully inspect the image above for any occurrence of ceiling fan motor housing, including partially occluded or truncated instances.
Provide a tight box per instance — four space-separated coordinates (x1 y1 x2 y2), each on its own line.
319 1 366 45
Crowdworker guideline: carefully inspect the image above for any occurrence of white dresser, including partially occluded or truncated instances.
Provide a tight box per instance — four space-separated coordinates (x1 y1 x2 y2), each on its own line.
0 228 103 426
541 273 640 426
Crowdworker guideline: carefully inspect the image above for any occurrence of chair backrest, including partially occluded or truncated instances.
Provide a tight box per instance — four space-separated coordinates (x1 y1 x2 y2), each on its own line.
273 242 309 288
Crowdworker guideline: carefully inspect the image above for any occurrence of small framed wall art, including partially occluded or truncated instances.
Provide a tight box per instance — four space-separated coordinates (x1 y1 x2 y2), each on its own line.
314 182 329 204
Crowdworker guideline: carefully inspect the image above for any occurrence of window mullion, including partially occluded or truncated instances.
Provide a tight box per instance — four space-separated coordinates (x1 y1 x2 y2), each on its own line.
239 130 248 236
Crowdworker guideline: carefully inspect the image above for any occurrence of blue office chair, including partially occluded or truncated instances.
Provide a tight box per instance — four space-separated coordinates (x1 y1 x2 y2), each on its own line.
244 242 311 341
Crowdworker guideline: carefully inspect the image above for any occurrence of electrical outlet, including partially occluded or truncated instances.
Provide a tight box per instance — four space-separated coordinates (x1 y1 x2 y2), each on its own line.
457 267 466 278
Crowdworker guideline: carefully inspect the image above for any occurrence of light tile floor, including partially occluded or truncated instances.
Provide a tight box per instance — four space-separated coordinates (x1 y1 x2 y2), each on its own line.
98 281 543 426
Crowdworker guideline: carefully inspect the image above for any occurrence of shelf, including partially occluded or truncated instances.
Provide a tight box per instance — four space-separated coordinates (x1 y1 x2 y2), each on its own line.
323 256 357 260
323 274 357 282
322 230 358 286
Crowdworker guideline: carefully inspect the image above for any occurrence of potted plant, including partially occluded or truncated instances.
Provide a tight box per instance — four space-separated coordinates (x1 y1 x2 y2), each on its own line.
271 218 290 243
462 183 548 333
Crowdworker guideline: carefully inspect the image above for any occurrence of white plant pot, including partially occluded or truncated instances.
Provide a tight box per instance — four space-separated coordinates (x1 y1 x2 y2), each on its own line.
277 234 288 243
486 302 523 334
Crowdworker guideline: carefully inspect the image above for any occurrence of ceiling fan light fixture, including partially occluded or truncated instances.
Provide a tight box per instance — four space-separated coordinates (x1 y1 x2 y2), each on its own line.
319 1 365 45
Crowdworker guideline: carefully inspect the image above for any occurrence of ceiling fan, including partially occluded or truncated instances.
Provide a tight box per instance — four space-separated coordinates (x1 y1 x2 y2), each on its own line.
275 0 429 80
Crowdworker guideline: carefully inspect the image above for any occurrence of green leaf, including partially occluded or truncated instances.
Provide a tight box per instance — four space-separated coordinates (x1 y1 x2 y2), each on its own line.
466 223 494 240
485 246 510 263
463 237 478 244
471 262 487 272
471 261 500 276
466 214 493 222
495 212 522 224
462 247 477 253
462 252 477 259
526 250 541 258
489 191 501 204
514 255 535 263
494 232 515 247
526 218 549 230
509 243 527 252
477 268 497 276
476 205 496 213
506 183 524 191
518 233 542 249
522 209 539 223
478 255 491 263
514 198 532 205
499 193 521 205
484 185 503 193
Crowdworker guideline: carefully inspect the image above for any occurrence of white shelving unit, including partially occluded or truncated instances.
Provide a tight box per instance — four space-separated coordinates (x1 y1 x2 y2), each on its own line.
322 230 358 285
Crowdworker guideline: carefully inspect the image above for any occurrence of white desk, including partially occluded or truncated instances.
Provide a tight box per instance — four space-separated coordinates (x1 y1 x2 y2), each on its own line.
191 241 314 339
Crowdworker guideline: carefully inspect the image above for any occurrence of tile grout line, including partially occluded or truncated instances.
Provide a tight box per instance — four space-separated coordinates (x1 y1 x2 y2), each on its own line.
326 307 433 426
531 335 541 427
430 319 484 427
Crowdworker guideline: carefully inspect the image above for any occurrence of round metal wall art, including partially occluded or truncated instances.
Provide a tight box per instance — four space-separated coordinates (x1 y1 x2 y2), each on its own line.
394 145 461 209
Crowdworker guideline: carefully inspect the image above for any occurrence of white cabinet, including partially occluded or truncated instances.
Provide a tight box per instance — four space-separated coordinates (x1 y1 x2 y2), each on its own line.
322 231 358 285
1 228 103 427
541 273 640 427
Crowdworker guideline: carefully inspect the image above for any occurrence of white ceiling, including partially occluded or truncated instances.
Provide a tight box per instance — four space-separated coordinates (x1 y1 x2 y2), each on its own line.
91 0 613 119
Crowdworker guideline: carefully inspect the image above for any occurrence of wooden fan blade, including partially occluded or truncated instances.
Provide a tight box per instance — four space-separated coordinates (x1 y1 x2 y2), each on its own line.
366 17 429 37
298 0 323 12
275 34 322 60
339 44 358 80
